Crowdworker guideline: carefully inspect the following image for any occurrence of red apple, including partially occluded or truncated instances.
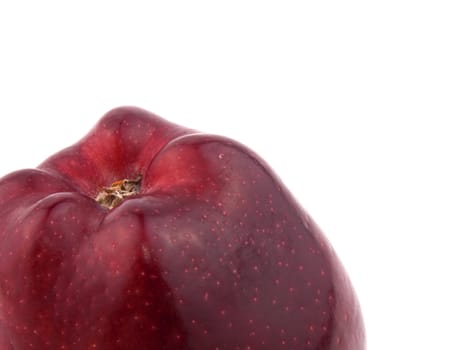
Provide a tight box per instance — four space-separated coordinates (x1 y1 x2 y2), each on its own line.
0 107 365 349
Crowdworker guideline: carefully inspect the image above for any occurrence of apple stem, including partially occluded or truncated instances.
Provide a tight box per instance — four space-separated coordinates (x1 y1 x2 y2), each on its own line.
95 175 142 209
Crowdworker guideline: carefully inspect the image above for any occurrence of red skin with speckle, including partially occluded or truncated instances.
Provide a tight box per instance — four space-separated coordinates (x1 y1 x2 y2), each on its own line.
0 107 365 349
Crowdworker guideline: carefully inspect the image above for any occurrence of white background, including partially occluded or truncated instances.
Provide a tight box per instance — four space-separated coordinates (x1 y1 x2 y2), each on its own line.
1 2 466 349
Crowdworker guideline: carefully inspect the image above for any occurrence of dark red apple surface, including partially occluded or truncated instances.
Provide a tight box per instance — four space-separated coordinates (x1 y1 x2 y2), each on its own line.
0 107 365 349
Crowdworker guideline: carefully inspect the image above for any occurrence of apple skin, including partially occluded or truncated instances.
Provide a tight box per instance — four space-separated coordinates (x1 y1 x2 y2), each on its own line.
0 107 365 349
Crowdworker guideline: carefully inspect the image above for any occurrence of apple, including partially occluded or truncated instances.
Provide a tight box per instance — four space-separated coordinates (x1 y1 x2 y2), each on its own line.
0 107 365 349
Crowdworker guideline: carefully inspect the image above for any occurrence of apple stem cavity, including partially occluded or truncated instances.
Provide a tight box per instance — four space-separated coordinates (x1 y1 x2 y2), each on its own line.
95 175 142 209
